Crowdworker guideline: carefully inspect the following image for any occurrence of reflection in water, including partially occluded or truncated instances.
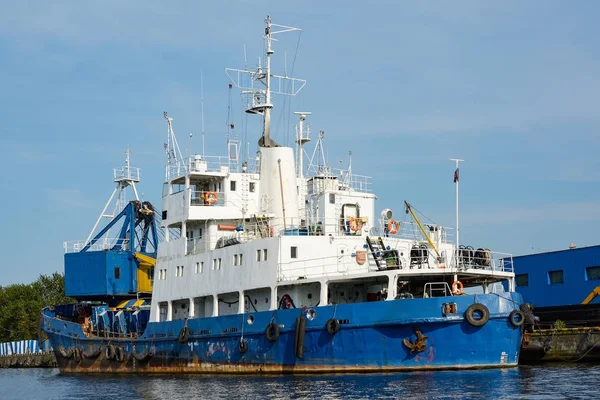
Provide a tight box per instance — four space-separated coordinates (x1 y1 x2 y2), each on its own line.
0 365 598 400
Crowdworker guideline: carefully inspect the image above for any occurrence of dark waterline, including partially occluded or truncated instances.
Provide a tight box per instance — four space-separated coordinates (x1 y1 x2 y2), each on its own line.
0 365 598 399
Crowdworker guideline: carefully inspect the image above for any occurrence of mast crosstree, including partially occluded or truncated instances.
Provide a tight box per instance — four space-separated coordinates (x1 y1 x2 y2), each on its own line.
226 16 306 147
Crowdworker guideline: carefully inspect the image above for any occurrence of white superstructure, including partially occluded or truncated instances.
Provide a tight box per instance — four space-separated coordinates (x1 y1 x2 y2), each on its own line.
149 16 515 324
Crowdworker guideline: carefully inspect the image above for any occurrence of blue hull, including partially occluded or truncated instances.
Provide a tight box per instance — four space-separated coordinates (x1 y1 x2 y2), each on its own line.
43 292 523 373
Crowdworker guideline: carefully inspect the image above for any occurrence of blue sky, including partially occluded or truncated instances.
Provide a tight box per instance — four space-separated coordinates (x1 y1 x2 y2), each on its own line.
1 1 599 285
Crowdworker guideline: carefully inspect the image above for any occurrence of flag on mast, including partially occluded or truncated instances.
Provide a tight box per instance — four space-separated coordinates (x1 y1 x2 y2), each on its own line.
454 168 459 183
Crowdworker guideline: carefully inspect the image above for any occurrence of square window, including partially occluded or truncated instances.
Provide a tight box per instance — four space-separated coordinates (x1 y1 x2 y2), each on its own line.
181 266 184 276
234 254 239 266
548 270 564 284
586 266 600 281
239 254 243 266
291 246 298 259
195 262 199 273
515 273 528 287
230 181 237 191
249 182 255 193
218 258 222 270
114 266 120 279
257 250 262 262
213 259 217 270
263 249 268 261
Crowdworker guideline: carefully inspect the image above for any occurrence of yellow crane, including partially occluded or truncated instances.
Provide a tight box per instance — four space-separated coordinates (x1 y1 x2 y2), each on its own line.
582 286 600 305
404 201 441 261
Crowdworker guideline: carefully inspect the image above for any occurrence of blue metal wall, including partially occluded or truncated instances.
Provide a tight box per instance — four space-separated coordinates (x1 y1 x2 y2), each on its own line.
513 245 600 307
0 340 52 355
65 251 135 298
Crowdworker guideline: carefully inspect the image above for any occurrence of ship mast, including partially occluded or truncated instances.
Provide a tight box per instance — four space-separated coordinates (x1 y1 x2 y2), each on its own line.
225 16 306 148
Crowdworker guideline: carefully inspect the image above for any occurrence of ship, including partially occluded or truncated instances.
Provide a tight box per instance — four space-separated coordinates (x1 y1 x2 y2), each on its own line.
41 16 525 373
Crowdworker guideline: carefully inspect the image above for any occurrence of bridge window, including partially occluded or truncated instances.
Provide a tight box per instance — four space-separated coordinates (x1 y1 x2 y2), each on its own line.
250 182 255 192
239 254 243 266
329 193 335 204
196 262 203 273
586 266 600 281
263 249 268 261
548 270 564 284
234 254 239 266
230 181 237 191
256 250 261 262
515 273 528 287
291 246 298 259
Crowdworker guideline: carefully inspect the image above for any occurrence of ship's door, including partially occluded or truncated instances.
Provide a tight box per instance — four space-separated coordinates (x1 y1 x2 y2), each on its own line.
337 245 348 273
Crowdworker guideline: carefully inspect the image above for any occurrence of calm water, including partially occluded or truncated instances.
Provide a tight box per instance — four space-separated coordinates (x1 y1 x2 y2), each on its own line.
0 365 598 399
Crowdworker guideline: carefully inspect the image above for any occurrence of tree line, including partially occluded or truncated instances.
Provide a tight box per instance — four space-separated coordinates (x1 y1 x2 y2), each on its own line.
0 273 74 342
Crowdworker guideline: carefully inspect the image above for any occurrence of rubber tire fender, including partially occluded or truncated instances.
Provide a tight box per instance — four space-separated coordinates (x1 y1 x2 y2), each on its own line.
114 346 124 363
509 309 525 327
326 318 341 335
105 343 116 360
83 345 102 359
265 322 280 342
464 303 490 327
238 340 248 354
73 347 82 363
178 326 190 344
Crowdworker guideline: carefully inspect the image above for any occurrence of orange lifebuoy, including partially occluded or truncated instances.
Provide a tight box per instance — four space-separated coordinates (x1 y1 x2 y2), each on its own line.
349 217 360 232
452 280 464 295
387 220 399 235
205 192 218 205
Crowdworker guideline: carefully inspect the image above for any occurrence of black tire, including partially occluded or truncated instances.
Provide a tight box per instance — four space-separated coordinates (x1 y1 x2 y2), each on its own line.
59 346 74 359
73 348 81 363
464 303 490 327
178 326 190 344
115 347 124 363
265 322 280 342
326 318 341 335
105 343 116 360
509 310 525 327
238 340 248 354
83 345 102 359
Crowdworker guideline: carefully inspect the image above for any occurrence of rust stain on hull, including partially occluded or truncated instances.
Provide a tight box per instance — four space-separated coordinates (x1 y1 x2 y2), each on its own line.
55 351 517 375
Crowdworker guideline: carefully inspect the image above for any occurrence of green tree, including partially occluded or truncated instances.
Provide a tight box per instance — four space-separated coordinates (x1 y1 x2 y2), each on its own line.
0 273 75 342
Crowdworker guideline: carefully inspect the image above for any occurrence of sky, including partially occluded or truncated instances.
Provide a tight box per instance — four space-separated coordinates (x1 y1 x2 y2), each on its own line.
1 1 599 285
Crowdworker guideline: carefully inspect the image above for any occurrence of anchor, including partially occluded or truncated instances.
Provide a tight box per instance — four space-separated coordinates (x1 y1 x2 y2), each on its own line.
403 328 428 353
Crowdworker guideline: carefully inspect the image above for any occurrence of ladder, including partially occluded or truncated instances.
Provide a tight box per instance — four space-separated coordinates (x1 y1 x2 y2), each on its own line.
366 237 400 270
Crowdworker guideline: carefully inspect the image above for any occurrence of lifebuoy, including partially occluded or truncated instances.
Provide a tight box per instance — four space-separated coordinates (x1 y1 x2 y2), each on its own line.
509 309 525 327
326 318 341 335
465 303 490 327
238 340 248 353
387 220 399 235
349 217 360 232
205 191 218 205
178 326 190 344
452 280 464 295
265 322 280 342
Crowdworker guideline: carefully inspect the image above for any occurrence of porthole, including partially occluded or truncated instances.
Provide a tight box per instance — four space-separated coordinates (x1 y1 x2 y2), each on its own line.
306 309 316 320
247 315 255 325
307 293 312 299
